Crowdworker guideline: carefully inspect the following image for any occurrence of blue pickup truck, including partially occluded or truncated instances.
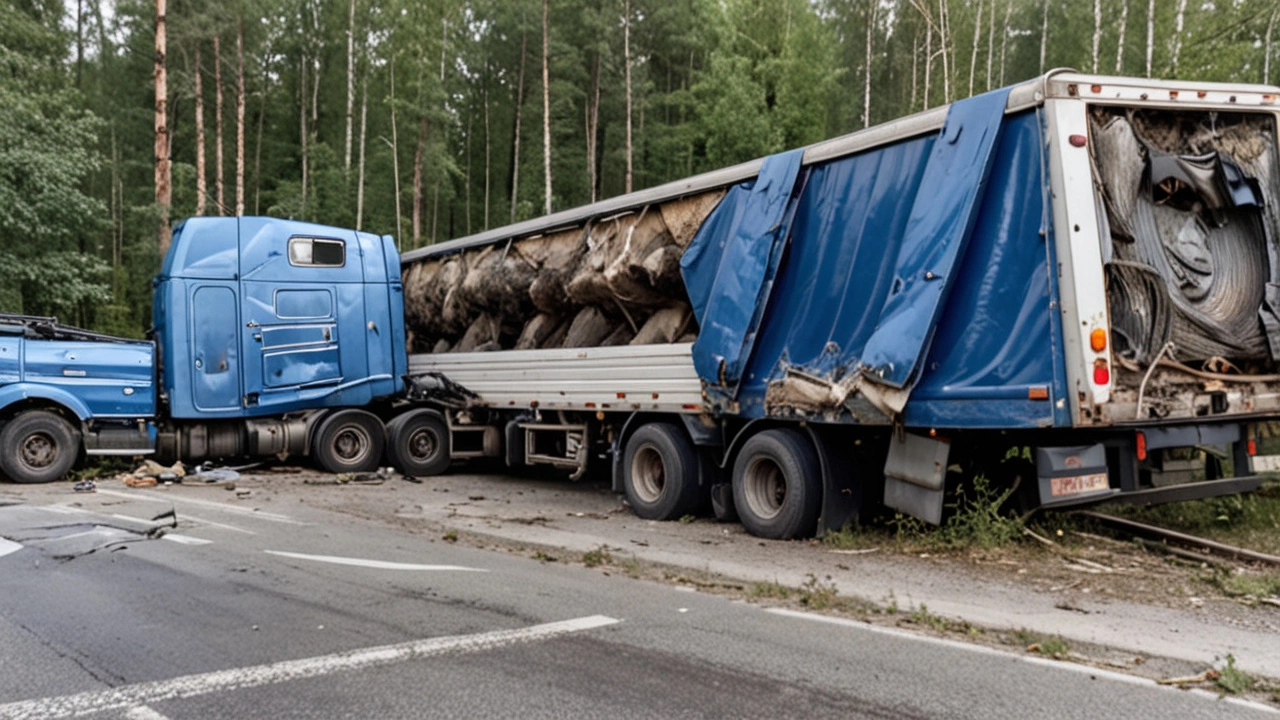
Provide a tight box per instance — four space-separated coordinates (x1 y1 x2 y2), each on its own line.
2 72 1277 542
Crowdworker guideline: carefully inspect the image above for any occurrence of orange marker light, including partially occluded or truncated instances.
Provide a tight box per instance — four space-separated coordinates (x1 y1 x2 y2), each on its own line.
1136 431 1147 461
1090 328 1107 353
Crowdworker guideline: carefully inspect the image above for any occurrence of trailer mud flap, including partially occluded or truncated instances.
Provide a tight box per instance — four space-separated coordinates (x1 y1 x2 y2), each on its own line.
859 88 1012 416
681 148 806 402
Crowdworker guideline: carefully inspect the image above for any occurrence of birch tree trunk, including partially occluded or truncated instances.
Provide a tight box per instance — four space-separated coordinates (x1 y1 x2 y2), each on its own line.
985 0 994 90
155 0 171 256
1092 0 1101 73
911 31 919 111
510 32 526 223
1170 0 1187 76
483 60 491 228
863 0 874 126
389 60 403 246
194 42 206 216
235 17 245 216
999 0 1011 85
1039 0 1048 75
254 62 267 214
1146 0 1155 78
299 54 308 210
357 72 368 229
968 0 982 98
923 19 932 109
624 0 633 194
1267 8 1278 84
344 0 356 173
542 0 552 213
1116 0 1129 73
586 54 600 202
214 34 225 215
413 117 425 247
938 0 951 103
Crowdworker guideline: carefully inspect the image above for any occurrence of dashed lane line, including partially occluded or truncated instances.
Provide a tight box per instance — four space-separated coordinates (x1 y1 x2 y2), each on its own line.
0 615 620 720
263 550 487 572
0 537 21 558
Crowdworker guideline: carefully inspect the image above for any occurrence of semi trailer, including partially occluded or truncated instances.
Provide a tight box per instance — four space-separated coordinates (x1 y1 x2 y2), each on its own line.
2 71 1278 540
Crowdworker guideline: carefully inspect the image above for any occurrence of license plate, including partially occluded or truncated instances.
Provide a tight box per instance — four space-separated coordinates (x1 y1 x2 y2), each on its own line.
1251 455 1280 473
1050 472 1109 497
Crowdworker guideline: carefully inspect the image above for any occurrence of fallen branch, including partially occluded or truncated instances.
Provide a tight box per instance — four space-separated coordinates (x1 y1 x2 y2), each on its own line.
1157 669 1219 686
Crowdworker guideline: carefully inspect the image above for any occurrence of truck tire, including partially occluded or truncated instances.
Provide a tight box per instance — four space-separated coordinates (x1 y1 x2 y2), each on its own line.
312 410 385 474
732 428 822 540
386 411 450 477
623 422 701 521
0 410 80 484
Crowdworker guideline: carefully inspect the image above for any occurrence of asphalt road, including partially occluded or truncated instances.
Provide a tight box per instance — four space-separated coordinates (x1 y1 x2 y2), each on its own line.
0 487 1271 720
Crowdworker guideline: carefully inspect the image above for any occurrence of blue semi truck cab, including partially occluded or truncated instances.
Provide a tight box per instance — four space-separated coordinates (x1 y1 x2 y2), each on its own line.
0 216 426 484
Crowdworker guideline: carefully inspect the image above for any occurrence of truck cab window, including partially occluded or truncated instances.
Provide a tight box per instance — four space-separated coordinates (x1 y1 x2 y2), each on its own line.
288 237 345 267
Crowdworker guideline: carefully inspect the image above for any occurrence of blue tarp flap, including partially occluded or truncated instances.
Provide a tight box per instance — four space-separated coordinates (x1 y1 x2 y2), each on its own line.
859 87 1012 392
681 148 805 396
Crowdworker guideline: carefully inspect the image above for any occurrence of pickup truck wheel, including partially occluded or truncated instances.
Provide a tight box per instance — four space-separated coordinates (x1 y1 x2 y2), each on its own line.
0 411 80 484
312 410 385 474
623 423 701 521
386 411 450 476
732 429 821 540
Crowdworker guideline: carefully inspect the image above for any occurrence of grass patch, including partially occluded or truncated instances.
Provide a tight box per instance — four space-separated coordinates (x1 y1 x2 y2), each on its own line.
532 550 558 563
890 475 1024 551
582 545 613 568
1216 654 1256 694
1202 568 1280 600
907 603 948 632
441 530 458 543
1014 630 1071 658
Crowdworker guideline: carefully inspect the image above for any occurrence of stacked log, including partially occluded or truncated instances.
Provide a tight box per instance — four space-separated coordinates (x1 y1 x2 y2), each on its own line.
402 190 723 354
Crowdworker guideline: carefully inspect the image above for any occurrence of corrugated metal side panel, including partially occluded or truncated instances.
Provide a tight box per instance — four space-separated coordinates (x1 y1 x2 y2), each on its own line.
408 343 704 413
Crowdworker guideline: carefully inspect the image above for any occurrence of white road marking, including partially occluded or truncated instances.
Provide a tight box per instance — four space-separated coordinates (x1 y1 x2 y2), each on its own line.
123 705 171 720
264 550 487 572
766 608 1279 715
0 537 22 558
162 534 213 546
175 513 255 535
95 489 304 525
0 615 620 720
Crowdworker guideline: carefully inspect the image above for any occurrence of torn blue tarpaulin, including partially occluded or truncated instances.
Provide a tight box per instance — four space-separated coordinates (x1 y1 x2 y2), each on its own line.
681 148 805 399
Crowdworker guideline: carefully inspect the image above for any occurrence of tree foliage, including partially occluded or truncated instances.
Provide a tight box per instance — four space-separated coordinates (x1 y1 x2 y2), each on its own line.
7 0 1280 335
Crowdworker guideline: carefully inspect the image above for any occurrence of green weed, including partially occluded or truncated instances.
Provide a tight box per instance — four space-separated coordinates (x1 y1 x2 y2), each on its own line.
1216 654 1256 694
582 545 613 568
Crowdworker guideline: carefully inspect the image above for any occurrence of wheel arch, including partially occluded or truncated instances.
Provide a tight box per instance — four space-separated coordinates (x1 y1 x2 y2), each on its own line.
0 385 93 425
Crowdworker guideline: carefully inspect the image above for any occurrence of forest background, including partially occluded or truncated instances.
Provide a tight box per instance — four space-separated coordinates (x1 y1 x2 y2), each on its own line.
3 0 1279 337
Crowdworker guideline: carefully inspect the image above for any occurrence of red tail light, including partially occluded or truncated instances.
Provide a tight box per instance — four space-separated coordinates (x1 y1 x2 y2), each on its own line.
1136 431 1147 461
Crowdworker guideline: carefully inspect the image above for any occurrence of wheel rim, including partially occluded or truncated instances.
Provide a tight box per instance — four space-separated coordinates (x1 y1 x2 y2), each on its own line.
630 444 666 504
742 456 786 520
406 425 439 463
19 431 58 471
332 425 372 465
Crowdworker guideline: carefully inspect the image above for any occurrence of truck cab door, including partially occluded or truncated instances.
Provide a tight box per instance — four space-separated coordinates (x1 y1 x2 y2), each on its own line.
238 219 361 411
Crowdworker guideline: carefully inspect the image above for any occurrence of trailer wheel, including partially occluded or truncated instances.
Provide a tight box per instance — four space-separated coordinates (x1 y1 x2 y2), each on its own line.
386 411 450 476
0 410 80 484
312 410 385 474
732 429 822 540
623 423 701 521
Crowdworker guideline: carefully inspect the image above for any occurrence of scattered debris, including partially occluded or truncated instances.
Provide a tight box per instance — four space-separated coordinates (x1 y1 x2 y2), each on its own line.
829 547 880 555
120 460 185 487
72 480 96 493
1156 669 1220 686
